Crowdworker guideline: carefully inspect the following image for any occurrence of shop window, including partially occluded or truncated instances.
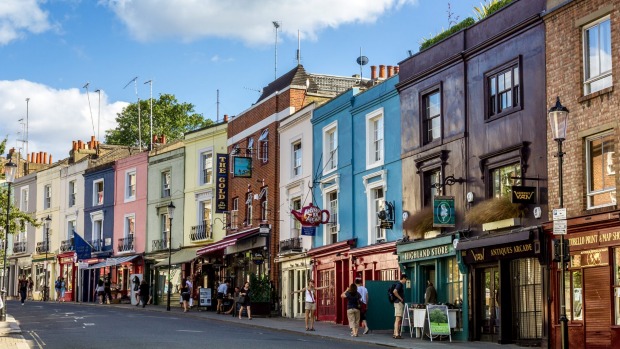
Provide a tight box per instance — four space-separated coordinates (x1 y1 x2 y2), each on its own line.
511 258 542 339
571 270 583 321
614 248 620 325
491 163 521 199
446 257 463 305
586 131 616 209
583 16 612 95
422 88 441 145
380 269 399 281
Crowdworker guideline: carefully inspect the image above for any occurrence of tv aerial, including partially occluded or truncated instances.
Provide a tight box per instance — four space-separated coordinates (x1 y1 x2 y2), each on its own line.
356 48 369 82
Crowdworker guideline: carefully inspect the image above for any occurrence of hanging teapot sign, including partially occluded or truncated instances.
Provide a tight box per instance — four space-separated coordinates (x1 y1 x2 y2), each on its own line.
291 203 330 227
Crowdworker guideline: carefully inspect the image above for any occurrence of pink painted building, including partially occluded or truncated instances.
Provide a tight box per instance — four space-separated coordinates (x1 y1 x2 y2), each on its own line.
112 151 148 302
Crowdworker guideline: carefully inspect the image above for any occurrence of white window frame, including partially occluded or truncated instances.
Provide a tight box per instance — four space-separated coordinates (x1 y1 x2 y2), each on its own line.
162 170 171 198
366 108 384 169
366 179 386 244
124 214 136 239
290 197 302 233
43 184 51 209
125 169 137 202
322 121 338 175
583 16 612 95
586 131 616 209
247 137 254 157
292 140 302 178
245 193 253 226
68 180 76 207
258 129 269 163
260 187 268 222
67 219 76 240
90 210 104 245
199 148 214 185
198 199 212 225
20 187 29 211
231 197 239 229
93 179 104 206
322 184 339 245
161 212 170 243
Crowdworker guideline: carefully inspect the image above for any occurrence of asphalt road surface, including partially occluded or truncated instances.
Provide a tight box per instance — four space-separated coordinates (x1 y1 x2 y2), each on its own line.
8 300 380 349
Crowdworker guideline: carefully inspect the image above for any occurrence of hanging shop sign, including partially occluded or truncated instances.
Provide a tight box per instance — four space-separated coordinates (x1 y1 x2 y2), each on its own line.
215 154 229 213
301 226 316 236
511 186 537 204
433 196 455 228
291 203 330 227
462 241 537 264
233 156 252 178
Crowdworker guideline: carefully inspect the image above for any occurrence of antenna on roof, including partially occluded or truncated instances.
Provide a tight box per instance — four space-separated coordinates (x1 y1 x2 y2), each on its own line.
356 48 369 82
83 82 97 141
216 89 220 122
273 21 281 80
296 30 301 65
123 77 142 151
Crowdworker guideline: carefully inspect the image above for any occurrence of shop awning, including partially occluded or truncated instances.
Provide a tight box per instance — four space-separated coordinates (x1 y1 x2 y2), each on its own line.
154 246 202 268
455 226 536 250
86 255 139 269
196 229 259 256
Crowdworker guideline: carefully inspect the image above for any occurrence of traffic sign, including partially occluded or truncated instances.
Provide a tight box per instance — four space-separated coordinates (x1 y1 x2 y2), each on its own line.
553 208 567 220
553 219 567 235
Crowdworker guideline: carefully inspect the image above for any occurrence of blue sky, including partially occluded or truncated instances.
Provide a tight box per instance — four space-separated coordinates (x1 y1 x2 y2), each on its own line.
0 0 485 160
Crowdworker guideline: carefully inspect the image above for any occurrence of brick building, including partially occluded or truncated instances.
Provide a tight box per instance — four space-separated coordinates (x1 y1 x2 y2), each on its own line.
544 0 620 348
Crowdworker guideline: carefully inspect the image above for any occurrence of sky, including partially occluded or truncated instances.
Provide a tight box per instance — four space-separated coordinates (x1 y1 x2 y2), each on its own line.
0 0 485 161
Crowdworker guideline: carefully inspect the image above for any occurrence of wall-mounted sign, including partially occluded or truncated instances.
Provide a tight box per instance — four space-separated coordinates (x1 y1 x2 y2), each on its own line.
433 196 455 228
233 156 252 178
291 203 330 227
570 248 609 268
511 186 536 204
301 226 316 236
215 154 229 213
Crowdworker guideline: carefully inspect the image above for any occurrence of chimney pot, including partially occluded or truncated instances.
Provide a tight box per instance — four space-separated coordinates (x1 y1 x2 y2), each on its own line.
394 66 400 74
43 152 48 164
387 65 394 78
371 66 377 80
49 155 52 164
379 65 386 79
224 114 229 122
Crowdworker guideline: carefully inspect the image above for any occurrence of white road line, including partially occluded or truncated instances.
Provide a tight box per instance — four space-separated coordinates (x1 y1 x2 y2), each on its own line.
28 330 46 349
83 323 95 326
176 330 203 333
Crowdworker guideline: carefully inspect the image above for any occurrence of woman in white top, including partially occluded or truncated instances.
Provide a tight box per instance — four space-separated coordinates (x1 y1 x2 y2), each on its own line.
292 280 330 331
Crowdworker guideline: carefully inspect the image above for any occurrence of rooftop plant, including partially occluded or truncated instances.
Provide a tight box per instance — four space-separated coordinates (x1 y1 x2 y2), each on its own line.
464 197 525 225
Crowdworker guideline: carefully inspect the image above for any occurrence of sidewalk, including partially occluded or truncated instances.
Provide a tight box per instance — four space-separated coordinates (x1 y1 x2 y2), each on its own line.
0 314 31 349
90 302 520 349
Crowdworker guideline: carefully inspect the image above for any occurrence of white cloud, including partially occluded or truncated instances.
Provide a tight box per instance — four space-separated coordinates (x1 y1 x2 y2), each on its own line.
0 80 127 161
0 0 53 45
104 0 416 45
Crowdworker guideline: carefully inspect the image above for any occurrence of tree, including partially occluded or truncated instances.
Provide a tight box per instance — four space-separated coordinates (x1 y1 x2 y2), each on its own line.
104 94 213 147
0 187 40 259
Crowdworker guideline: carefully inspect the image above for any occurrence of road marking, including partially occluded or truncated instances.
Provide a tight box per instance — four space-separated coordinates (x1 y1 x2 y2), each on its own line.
176 330 203 333
83 323 95 326
28 331 45 349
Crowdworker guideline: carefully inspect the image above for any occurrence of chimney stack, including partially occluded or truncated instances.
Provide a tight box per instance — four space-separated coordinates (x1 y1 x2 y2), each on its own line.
371 66 377 80
49 155 52 164
394 66 400 74
379 65 386 79
223 114 229 123
387 65 394 78
43 152 48 164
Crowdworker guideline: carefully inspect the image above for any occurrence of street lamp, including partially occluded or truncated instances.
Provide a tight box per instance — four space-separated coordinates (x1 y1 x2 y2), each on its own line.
549 96 569 349
43 215 51 302
2 160 17 322
166 201 175 311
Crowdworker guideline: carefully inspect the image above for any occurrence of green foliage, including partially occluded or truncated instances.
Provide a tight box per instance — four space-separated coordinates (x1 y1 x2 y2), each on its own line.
0 136 6 157
419 17 475 51
104 94 212 147
474 0 514 21
429 308 448 323
249 273 271 303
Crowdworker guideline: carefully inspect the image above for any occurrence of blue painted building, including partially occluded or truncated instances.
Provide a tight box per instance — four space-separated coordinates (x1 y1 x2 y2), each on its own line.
309 74 402 325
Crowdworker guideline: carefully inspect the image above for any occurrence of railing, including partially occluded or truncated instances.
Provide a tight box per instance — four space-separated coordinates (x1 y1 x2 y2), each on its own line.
13 241 27 254
89 239 104 252
152 238 168 251
190 224 212 242
118 236 134 252
36 241 49 254
60 239 74 252
279 236 303 254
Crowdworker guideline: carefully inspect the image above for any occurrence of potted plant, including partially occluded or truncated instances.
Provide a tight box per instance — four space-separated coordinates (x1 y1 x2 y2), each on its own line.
403 206 437 240
249 273 272 316
465 197 526 231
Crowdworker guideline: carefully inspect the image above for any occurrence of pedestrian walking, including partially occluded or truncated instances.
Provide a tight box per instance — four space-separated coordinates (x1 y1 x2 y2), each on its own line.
216 280 229 314
139 280 149 308
392 274 408 339
180 278 190 312
18 276 29 305
59 277 66 302
96 278 105 304
341 283 361 337
291 280 330 331
104 276 112 304
238 281 252 320
425 280 437 305
186 277 194 308
54 277 62 302
355 278 370 334
27 277 33 300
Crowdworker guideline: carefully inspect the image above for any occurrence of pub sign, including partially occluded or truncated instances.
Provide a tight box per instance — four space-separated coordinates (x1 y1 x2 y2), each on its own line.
433 196 455 228
215 154 229 213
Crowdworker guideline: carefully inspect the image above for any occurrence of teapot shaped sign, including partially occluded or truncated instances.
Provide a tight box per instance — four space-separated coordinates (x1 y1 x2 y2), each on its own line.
291 203 330 227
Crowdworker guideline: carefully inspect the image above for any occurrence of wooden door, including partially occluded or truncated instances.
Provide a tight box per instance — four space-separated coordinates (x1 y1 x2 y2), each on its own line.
584 266 611 348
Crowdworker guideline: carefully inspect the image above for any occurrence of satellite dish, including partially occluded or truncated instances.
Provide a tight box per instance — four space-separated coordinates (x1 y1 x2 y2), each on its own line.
357 56 369 66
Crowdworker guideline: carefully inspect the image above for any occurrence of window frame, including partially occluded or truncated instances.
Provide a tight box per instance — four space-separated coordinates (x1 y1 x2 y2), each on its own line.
258 129 269 163
20 187 29 211
484 57 522 121
585 130 616 209
161 170 171 198
291 197 302 232
200 150 214 185
583 15 612 95
231 197 239 229
125 169 137 201
260 187 268 222
420 85 442 146
366 108 384 169
322 121 338 175
292 140 302 178
245 192 253 226
67 220 76 240
124 214 135 239
43 184 51 210
422 168 441 208
489 162 522 200
68 180 76 207
93 179 104 206
323 186 339 245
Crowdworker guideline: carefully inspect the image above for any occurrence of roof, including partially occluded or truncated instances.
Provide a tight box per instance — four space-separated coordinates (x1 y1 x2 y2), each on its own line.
256 65 316 103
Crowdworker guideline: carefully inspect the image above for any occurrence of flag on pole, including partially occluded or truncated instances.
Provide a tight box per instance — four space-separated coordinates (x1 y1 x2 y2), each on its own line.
73 231 92 260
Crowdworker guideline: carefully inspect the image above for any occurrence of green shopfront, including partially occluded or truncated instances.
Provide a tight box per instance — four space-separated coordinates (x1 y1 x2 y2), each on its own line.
397 235 468 341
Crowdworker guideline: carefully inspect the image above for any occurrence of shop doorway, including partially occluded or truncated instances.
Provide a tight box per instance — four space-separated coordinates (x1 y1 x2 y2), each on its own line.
420 265 435 304
584 266 611 347
478 266 500 342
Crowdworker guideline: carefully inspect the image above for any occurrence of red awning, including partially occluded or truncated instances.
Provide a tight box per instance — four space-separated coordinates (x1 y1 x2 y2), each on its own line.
196 229 259 256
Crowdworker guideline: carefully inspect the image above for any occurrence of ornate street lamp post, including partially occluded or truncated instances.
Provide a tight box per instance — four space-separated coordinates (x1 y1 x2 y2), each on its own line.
1 160 17 321
549 97 569 349
43 215 51 302
166 201 175 311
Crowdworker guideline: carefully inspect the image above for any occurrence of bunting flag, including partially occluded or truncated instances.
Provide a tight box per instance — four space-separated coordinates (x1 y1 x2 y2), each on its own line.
73 231 92 260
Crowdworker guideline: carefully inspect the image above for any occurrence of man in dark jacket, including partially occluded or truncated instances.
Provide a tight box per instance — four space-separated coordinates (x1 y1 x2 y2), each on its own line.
425 280 437 305
139 280 149 308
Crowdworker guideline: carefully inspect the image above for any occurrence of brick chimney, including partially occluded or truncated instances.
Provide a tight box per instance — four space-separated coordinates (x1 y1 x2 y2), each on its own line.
223 114 229 123
379 65 386 79
387 65 394 78
394 66 400 74
371 66 377 80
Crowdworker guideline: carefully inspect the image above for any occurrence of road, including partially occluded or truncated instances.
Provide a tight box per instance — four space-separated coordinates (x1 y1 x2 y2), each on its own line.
8 300 381 349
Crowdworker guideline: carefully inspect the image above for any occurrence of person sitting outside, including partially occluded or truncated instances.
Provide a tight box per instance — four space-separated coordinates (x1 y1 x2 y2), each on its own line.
216 280 229 314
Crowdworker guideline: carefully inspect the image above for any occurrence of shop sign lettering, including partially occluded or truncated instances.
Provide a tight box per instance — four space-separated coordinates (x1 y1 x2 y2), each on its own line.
568 234 598 247
567 230 620 251
490 243 533 257
464 242 536 263
60 257 74 264
215 154 229 213
402 245 453 262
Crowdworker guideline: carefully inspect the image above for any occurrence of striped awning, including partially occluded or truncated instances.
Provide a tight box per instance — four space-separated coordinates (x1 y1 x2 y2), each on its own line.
86 255 139 269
